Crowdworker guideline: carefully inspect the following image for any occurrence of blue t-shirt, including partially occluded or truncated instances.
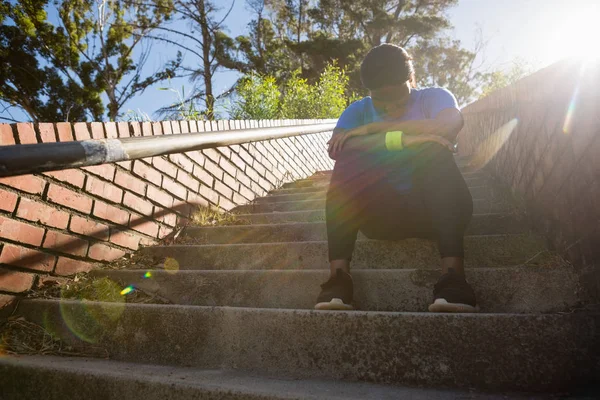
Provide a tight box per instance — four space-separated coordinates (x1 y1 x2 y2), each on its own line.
334 87 459 193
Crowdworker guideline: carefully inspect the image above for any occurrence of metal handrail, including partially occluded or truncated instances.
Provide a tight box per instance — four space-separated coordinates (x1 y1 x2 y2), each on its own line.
0 122 336 178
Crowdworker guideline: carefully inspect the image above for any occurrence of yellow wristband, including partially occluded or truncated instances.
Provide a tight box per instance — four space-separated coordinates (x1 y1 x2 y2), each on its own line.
385 131 404 151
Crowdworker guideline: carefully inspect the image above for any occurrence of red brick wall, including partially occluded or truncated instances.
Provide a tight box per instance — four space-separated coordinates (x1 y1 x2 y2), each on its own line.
457 59 600 270
0 119 335 298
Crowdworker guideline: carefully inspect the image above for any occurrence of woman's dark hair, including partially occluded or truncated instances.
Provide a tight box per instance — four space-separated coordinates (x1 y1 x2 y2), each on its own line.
360 44 415 90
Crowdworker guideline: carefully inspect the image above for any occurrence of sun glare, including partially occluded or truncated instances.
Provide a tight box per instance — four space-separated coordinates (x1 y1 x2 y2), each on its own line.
542 2 600 64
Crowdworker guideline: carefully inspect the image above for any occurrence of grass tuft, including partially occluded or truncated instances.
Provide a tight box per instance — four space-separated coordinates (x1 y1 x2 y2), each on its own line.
192 206 249 226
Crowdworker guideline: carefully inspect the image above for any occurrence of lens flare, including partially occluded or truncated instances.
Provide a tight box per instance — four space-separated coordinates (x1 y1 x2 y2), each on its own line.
120 285 135 296
59 278 126 344
143 271 152 278
463 118 519 171
164 257 180 275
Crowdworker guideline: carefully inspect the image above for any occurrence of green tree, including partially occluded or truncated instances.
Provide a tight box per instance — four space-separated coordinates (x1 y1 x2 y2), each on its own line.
234 61 349 119
479 59 531 99
0 0 178 122
147 0 239 120
230 73 281 119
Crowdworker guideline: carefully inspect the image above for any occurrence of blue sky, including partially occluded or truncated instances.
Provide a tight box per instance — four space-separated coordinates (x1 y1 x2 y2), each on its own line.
4 0 599 122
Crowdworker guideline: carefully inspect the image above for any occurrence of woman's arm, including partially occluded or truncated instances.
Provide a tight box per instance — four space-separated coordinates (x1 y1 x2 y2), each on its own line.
346 108 464 141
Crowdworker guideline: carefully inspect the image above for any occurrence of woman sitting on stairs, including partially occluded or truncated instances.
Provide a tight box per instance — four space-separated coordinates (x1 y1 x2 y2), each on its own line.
315 43 477 313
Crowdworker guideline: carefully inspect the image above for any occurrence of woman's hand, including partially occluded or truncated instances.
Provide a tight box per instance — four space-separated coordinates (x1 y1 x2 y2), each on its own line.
327 128 360 157
402 134 455 152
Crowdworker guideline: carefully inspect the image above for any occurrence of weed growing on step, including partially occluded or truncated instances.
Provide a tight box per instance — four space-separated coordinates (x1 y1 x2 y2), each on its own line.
192 206 249 226
0 316 107 358
27 274 170 305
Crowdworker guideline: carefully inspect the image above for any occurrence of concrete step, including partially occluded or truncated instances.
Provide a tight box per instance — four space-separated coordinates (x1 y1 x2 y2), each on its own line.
3 355 558 400
234 197 510 214
259 185 492 204
16 300 600 392
279 171 487 190
93 266 581 313
142 234 549 271
272 173 489 195
184 214 528 243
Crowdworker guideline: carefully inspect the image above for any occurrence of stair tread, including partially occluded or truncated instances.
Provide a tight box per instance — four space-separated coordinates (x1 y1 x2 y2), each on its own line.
94 266 580 313
0 355 560 400
16 299 599 391
143 234 550 270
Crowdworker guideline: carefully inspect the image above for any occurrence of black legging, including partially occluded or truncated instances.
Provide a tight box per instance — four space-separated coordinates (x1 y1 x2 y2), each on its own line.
326 143 473 261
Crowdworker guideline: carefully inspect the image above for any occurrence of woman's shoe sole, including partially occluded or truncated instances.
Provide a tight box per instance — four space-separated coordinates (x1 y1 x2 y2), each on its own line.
315 298 354 311
428 298 479 313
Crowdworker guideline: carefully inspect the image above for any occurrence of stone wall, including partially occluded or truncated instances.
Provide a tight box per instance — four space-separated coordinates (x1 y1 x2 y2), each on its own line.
0 119 334 303
457 59 600 296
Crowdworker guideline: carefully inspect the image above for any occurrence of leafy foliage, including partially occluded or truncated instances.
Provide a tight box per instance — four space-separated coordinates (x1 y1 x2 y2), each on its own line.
479 59 531 99
0 0 178 122
233 61 349 119
230 73 281 119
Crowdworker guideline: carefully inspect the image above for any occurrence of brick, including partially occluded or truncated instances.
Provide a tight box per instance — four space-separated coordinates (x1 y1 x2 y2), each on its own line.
170 121 181 134
214 180 233 199
172 199 193 217
116 161 131 171
203 159 223 180
117 122 130 138
86 176 123 203
202 148 221 164
239 185 255 201
69 215 109 241
179 121 189 133
177 170 199 192
17 122 36 144
83 164 116 180
0 124 15 145
123 191 153 216
217 196 235 211
105 122 118 139
186 193 208 209
17 198 70 229
93 201 129 226
219 158 238 177
90 122 105 139
223 174 240 192
158 209 177 227
159 225 174 239
0 268 34 293
146 186 174 208
48 184 93 213
130 122 142 137
0 188 18 212
132 161 162 187
43 231 88 257
152 157 178 178
185 151 205 166
141 122 153 136
162 176 187 200
233 192 247 205
162 121 173 135
131 219 160 237
0 216 45 246
0 244 55 272
37 123 56 142
236 173 252 188
55 257 95 276
152 122 163 135
191 165 214 187
88 243 126 262
115 170 146 195
169 154 194 172
73 122 91 140
56 122 73 142
44 169 86 188
0 175 46 194
110 229 141 250
0 294 16 310
199 185 219 205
